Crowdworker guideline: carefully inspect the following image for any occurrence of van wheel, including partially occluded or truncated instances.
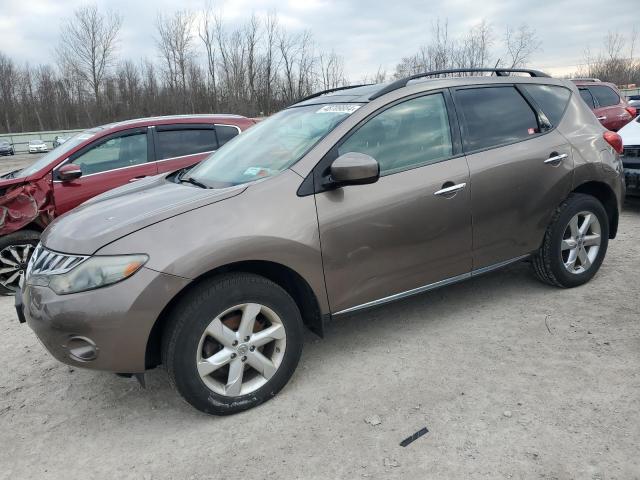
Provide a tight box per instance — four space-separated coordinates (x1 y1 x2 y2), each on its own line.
162 273 303 415
0 230 40 295
532 193 609 288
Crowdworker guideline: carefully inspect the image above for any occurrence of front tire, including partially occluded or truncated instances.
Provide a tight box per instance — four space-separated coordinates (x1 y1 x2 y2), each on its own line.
0 230 40 295
162 273 303 415
532 193 609 288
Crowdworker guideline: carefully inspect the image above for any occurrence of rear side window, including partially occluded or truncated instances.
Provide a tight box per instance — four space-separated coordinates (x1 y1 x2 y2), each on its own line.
522 85 571 126
589 85 620 107
579 88 595 108
455 87 539 152
215 125 240 147
337 93 453 175
156 128 218 160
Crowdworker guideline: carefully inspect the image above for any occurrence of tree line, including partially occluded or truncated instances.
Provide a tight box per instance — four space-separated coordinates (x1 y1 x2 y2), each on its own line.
572 30 640 86
0 5 347 134
2 3 635 135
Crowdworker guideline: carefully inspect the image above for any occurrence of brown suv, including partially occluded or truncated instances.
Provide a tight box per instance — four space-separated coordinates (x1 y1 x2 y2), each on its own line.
18 69 625 415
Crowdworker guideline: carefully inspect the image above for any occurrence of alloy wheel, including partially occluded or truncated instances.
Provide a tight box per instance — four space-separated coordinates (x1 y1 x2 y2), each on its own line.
561 211 601 275
0 243 34 291
196 303 287 396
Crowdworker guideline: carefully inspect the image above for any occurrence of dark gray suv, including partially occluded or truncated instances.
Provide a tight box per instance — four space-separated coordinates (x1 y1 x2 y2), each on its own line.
18 68 625 415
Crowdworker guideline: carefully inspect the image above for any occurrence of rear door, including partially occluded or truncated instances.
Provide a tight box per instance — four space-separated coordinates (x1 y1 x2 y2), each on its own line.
52 127 157 215
588 84 630 131
452 84 574 269
315 91 472 313
153 124 219 173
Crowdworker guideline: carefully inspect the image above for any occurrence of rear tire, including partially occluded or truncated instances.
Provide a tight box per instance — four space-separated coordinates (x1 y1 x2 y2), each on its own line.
0 230 40 295
162 273 303 415
532 193 609 288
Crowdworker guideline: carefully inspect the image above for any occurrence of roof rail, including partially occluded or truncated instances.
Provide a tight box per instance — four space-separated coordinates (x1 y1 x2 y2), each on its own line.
299 84 373 102
569 78 602 83
369 68 550 101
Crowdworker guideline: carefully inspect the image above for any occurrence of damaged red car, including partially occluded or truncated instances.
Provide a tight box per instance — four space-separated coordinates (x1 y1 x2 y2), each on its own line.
0 114 255 294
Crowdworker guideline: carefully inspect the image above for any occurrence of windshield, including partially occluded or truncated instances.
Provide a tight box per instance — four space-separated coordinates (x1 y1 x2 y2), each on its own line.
188 104 362 188
17 128 102 177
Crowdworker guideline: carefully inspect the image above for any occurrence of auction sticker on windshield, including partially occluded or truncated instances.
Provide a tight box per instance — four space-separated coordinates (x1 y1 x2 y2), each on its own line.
316 104 361 114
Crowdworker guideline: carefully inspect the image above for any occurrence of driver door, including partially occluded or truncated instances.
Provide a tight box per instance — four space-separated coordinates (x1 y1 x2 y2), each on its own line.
315 92 472 314
53 128 157 215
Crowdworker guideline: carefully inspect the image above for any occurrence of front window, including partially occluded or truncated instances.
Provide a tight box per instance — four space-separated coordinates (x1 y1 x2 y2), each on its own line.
17 128 102 178
74 132 148 175
188 104 361 188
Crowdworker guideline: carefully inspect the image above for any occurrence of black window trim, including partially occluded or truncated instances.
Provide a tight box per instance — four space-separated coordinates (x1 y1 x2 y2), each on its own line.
449 83 567 156
53 127 153 181
299 89 462 196
579 87 597 109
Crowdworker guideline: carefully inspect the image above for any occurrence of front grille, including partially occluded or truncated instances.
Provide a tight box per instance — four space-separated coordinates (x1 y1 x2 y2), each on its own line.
26 244 88 277
622 145 640 169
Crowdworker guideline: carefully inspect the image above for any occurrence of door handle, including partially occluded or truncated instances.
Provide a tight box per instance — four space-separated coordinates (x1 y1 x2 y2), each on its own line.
128 175 147 183
596 116 607 121
434 182 466 196
544 153 568 165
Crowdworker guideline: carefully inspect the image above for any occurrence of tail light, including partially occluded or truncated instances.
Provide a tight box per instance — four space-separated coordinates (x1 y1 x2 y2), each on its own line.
626 106 637 118
603 131 624 154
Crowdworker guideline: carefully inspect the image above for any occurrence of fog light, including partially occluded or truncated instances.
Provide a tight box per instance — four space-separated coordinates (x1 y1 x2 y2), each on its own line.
65 336 98 362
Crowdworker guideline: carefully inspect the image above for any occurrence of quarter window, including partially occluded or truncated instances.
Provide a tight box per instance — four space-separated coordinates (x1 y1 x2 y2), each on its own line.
455 87 539 152
338 93 453 175
73 132 147 175
522 85 571 126
589 85 620 107
579 88 596 109
215 125 240 147
156 128 218 160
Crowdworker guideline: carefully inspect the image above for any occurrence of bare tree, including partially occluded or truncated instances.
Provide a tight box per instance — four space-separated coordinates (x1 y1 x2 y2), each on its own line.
156 10 196 111
576 29 640 85
58 4 122 108
504 23 541 68
199 3 219 109
319 50 347 89
0 52 19 132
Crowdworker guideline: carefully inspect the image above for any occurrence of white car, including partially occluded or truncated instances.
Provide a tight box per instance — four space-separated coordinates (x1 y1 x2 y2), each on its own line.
618 116 640 195
27 139 48 153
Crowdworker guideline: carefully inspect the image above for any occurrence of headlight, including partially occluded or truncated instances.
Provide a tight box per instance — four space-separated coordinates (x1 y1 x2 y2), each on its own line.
43 254 148 295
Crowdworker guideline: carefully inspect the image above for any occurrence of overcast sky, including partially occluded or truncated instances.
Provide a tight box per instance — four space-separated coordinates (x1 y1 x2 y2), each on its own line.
0 0 638 80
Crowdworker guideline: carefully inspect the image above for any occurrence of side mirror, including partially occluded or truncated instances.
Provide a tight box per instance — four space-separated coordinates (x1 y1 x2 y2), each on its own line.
58 163 82 182
328 152 380 187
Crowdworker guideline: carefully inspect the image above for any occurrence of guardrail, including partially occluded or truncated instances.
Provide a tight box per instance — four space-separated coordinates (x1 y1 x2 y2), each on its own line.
0 129 84 154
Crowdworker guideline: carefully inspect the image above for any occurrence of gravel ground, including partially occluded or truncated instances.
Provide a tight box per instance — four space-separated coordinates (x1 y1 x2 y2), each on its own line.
0 193 638 479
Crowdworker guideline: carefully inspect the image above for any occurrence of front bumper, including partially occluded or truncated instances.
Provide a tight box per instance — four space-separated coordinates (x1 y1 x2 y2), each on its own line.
20 266 190 373
624 168 640 195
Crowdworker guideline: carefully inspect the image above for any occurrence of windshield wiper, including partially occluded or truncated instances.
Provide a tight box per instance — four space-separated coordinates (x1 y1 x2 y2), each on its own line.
1 169 21 179
177 170 209 189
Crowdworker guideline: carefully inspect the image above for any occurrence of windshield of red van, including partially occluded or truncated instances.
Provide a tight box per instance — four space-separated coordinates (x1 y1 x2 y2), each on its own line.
187 104 362 188
15 128 102 178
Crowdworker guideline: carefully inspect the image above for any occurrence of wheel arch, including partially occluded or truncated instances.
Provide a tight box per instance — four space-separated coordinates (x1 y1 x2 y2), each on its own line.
145 260 325 369
571 181 618 238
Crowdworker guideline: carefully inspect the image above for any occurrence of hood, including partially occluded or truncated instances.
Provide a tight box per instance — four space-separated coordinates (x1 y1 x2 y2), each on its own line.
0 174 30 189
41 174 247 254
619 117 640 146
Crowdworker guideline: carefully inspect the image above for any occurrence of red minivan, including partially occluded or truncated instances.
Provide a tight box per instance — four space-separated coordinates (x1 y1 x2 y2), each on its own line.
573 79 636 131
0 114 255 293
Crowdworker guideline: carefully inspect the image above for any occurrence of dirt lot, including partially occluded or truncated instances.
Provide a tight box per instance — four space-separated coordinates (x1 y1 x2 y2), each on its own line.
0 152 44 173
0 163 638 478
